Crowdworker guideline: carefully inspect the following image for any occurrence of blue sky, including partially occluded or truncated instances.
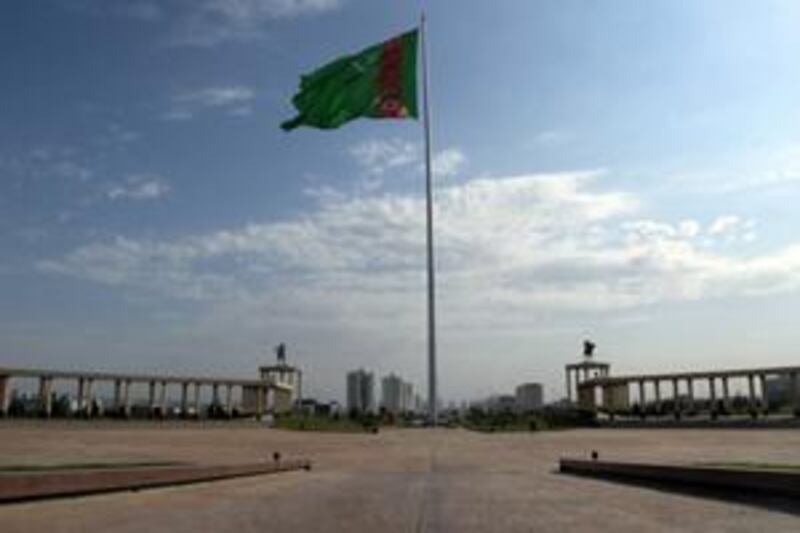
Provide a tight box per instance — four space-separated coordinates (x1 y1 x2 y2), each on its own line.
3 0 800 403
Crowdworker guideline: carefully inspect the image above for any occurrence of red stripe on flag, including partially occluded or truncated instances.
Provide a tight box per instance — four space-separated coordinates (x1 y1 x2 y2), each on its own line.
376 36 408 118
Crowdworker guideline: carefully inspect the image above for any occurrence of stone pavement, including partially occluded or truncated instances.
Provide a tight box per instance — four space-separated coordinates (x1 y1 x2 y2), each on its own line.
1 423 799 532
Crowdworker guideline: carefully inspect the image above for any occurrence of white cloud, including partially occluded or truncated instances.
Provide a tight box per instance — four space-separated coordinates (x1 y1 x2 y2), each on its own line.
164 86 255 120
41 168 794 328
64 1 342 47
92 123 141 147
350 139 465 179
707 215 756 243
350 139 419 175
228 105 253 117
28 148 53 161
169 0 343 47
118 1 163 21
107 123 141 144
38 169 800 399
677 219 701 238
174 86 255 107
13 227 49 244
708 215 741 236
61 0 164 21
623 220 677 240
532 130 572 146
667 144 800 195
39 171 636 307
107 175 170 201
203 0 340 20
1 147 92 185
161 110 194 121
51 160 94 183
432 148 466 178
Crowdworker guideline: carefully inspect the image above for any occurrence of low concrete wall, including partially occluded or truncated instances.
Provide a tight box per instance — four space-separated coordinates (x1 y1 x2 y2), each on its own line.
559 459 800 498
0 460 311 504
600 417 800 430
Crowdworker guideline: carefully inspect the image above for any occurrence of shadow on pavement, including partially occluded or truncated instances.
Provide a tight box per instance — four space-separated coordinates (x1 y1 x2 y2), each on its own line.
557 470 800 517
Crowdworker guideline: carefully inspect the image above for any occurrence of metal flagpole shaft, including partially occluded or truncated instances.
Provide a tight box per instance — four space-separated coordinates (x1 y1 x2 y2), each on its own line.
421 12 438 426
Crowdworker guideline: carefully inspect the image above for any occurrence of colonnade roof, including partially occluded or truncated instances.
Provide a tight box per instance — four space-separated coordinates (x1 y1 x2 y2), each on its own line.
0 366 292 390
260 364 301 373
580 365 800 386
565 361 610 370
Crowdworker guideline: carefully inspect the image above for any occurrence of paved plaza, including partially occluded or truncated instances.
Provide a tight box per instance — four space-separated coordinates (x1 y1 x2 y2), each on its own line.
1 423 799 532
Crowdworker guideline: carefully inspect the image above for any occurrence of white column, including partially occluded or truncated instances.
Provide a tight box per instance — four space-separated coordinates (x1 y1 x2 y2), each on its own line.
77 377 86 414
722 377 730 411
148 381 157 416
298 370 303 407
654 380 661 412
159 381 167 417
0 375 9 415
709 376 716 405
85 379 94 417
566 368 572 402
256 386 264 420
193 383 201 417
180 383 189 418
113 380 122 414
225 384 233 417
672 378 680 414
39 377 53 417
122 380 131 417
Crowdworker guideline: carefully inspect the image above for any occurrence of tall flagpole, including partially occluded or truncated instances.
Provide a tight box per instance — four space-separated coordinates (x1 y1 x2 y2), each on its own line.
421 12 438 426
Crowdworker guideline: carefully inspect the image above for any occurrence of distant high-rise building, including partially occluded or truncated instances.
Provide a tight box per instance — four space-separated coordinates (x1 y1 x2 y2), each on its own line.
347 369 375 414
515 383 544 412
402 382 413 413
414 393 425 413
381 373 413 414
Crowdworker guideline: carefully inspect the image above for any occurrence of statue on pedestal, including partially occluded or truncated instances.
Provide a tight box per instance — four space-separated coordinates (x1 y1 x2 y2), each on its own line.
276 343 287 365
583 339 596 359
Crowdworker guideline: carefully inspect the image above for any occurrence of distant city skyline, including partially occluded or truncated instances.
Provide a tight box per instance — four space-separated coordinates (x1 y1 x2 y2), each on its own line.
3 2 800 404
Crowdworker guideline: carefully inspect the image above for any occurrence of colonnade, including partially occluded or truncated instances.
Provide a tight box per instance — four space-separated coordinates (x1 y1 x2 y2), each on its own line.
575 366 800 417
0 367 288 420
565 362 610 403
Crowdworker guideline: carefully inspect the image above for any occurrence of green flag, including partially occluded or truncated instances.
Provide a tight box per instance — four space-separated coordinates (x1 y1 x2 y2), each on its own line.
281 29 419 131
